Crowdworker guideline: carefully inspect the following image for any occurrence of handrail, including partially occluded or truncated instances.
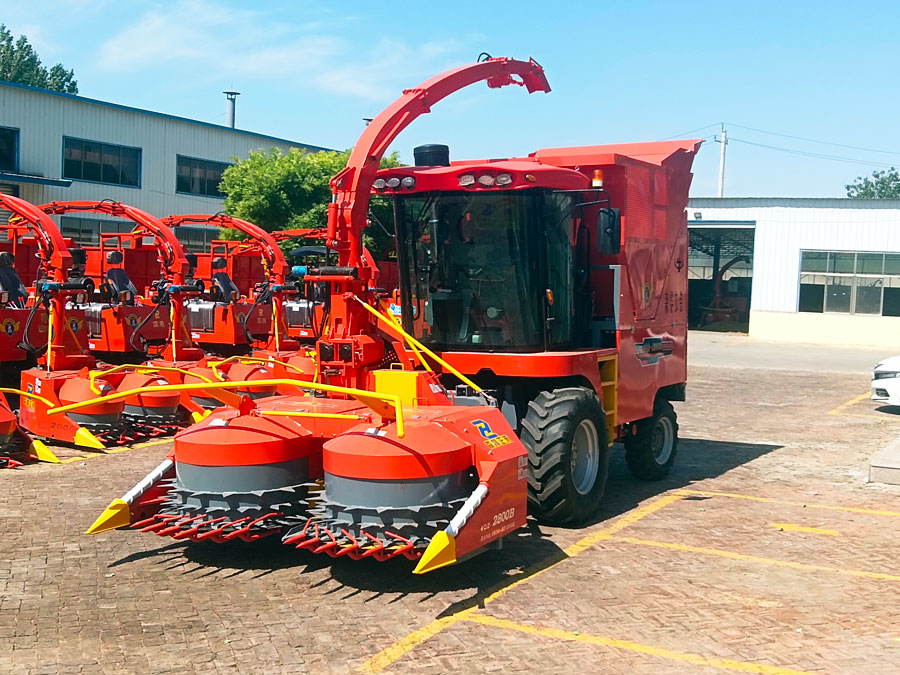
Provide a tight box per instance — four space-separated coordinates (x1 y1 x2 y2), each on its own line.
207 355 306 382
88 363 215 395
0 387 55 408
353 296 482 393
257 410 363 421
46 378 405 437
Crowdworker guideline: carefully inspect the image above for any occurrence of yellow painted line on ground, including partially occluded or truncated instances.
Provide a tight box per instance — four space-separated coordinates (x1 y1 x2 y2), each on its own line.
603 535 900 582
56 438 171 464
769 522 839 536
677 489 900 518
132 438 174 449
463 613 817 675
827 391 872 416
358 493 686 673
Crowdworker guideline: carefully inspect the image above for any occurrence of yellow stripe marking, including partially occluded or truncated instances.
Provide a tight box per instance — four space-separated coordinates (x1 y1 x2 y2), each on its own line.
563 492 685 556
827 391 872 415
56 438 171 464
463 614 818 675
769 522 839 536
676 489 900 517
358 493 685 672
604 535 900 582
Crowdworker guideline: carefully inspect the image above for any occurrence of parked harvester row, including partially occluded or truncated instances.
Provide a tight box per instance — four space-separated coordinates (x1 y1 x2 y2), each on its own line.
0 195 327 466
87 57 699 575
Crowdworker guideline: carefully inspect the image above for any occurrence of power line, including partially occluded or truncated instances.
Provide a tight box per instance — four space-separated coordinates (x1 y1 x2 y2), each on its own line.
727 122 900 156
729 137 897 168
658 123 722 141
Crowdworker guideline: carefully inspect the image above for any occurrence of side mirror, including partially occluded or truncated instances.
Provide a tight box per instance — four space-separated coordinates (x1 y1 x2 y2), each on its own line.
597 208 621 255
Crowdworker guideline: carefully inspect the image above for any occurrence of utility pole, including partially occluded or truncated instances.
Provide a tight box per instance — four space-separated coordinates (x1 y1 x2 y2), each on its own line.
716 124 727 197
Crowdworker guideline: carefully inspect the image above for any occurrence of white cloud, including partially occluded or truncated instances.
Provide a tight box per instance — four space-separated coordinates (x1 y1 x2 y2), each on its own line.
95 1 469 101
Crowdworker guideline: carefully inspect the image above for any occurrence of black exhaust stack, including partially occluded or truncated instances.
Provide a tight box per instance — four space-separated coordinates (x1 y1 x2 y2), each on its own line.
413 144 450 167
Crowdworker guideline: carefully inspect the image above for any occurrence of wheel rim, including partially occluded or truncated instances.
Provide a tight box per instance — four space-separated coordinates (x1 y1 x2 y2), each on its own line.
651 416 674 465
570 419 600 496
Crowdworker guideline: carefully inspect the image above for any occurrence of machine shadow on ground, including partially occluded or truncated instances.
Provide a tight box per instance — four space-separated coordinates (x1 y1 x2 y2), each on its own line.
111 436 780 600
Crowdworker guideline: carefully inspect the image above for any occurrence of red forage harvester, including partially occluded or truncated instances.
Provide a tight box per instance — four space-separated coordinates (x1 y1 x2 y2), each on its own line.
87 56 699 574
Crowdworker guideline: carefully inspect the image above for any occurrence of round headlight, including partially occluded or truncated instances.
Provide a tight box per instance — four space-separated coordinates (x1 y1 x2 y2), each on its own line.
496 173 513 186
372 178 387 190
386 177 401 189
400 176 416 188
477 174 495 187
459 174 476 187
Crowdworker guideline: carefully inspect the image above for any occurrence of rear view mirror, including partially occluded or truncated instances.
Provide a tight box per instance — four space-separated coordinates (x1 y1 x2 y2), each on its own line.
597 208 621 255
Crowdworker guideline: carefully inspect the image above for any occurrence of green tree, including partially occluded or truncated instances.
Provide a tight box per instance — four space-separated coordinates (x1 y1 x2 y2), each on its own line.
846 168 900 198
0 25 78 94
219 148 401 259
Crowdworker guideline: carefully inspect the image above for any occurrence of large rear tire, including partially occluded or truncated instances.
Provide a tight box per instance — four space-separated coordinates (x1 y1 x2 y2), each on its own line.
624 399 678 481
521 387 609 525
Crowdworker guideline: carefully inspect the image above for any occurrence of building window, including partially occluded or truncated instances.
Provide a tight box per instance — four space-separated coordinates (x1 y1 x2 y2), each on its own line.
60 216 155 245
63 137 140 187
174 225 218 252
799 251 900 317
0 127 18 172
176 156 230 198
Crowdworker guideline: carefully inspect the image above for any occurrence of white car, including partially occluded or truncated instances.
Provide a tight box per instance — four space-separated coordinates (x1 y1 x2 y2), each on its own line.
872 355 900 405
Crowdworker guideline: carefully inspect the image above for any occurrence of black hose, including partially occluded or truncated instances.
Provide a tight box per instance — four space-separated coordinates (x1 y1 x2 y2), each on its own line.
19 290 50 357
241 283 270 344
128 294 164 354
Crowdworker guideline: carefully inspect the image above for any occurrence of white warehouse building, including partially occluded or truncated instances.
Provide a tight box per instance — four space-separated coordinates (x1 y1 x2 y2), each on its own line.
0 80 328 249
688 197 900 347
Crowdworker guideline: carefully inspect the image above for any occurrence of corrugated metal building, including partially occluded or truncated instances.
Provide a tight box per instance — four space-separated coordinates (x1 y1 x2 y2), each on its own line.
0 80 329 249
688 197 900 347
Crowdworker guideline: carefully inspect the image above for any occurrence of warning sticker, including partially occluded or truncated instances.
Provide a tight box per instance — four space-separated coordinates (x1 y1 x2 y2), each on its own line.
517 455 528 481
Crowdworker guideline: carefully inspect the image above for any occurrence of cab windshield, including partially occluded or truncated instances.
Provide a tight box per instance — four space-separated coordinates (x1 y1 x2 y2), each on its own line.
395 189 573 351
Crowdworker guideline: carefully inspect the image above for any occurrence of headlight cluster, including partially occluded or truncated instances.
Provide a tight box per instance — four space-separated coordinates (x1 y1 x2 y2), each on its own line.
873 371 900 380
373 176 416 190
459 172 513 188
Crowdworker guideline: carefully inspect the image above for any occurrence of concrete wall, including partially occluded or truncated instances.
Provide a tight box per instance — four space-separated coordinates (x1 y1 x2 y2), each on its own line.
750 310 900 347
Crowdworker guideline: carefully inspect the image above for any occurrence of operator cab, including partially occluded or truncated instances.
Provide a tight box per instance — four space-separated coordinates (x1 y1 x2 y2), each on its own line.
0 252 28 308
381 147 619 353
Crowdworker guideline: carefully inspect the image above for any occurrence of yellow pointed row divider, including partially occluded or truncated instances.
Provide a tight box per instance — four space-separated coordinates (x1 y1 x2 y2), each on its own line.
46 378 405 438
86 457 175 534
0 388 63 460
414 483 488 574
27 439 60 463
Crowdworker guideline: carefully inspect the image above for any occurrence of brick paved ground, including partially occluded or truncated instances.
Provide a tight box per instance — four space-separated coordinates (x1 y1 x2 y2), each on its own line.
2 347 900 673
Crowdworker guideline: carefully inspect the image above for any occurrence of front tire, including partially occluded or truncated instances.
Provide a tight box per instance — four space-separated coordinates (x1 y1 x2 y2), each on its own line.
521 387 610 525
624 399 678 481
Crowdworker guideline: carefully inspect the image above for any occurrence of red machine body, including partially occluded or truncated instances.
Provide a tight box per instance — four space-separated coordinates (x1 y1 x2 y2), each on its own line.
38 201 203 363
375 139 698 427
0 198 211 447
92 57 698 574
163 214 297 355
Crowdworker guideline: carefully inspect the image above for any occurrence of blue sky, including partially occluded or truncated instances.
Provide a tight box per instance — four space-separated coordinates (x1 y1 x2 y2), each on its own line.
5 1 899 197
